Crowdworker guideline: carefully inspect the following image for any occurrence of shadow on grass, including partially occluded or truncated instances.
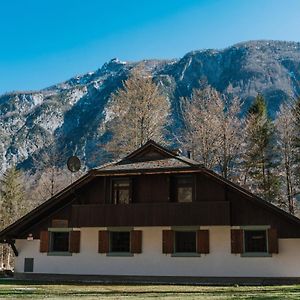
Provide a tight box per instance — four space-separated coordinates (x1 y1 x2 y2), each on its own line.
1 280 300 299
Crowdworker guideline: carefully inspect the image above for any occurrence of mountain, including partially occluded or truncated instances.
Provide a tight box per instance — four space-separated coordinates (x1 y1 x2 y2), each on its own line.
1 40 300 173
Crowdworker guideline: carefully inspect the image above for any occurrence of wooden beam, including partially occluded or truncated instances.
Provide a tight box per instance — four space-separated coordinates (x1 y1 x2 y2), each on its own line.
8 240 18 257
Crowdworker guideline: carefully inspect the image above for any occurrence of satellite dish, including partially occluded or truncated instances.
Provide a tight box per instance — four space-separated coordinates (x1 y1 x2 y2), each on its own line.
67 156 81 173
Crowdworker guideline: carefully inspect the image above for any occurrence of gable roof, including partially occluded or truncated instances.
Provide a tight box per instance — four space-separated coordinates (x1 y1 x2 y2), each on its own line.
97 140 201 172
121 140 177 161
1 141 300 241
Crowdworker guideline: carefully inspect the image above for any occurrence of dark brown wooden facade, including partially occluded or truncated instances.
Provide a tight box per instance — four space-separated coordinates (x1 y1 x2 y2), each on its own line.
2 140 300 244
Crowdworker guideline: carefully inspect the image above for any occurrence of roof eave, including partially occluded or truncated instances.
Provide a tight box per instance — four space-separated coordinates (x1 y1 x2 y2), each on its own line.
201 167 300 227
0 171 95 241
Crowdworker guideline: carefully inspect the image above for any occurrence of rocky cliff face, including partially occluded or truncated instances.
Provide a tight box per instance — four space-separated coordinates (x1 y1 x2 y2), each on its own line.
1 40 300 173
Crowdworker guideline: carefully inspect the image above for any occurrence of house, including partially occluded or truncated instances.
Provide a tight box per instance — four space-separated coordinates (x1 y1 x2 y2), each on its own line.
1 140 300 284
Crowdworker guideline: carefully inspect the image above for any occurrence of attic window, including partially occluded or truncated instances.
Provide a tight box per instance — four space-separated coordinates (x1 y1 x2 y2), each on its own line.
112 178 131 204
176 176 193 203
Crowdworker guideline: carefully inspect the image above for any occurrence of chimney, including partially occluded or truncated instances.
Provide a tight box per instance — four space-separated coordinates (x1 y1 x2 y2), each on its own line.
186 150 191 159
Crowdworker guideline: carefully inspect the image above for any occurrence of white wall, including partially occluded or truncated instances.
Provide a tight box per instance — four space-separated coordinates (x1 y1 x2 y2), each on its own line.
15 226 300 277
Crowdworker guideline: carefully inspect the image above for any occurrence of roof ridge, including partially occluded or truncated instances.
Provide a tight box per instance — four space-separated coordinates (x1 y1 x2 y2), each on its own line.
121 140 177 162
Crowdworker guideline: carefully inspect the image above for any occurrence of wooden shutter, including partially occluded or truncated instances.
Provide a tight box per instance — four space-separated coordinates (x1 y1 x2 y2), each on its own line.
131 230 142 253
69 231 81 253
162 230 174 254
98 231 109 253
268 228 278 254
231 229 244 254
40 231 49 253
197 230 209 254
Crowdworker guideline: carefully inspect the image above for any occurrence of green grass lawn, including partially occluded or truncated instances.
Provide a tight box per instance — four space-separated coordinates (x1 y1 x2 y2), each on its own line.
1 281 300 299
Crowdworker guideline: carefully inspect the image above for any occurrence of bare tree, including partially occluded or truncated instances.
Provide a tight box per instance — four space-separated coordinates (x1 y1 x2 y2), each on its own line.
275 102 297 214
104 69 170 157
292 97 300 191
181 85 244 180
31 139 74 202
215 96 244 180
181 86 221 169
28 169 70 204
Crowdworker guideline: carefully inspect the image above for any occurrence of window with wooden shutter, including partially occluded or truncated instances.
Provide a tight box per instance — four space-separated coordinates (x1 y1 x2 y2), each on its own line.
40 231 49 253
98 231 109 253
244 230 267 253
162 230 174 254
268 228 278 254
197 230 209 254
69 231 81 253
50 232 70 252
110 232 130 252
175 231 196 253
231 229 243 254
131 230 142 253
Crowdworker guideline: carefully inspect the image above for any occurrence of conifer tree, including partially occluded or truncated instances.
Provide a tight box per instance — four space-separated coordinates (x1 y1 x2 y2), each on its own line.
0 166 26 227
0 167 28 269
242 94 279 202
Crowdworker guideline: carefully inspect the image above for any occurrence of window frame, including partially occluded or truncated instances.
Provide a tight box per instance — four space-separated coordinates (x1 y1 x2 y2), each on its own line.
172 228 200 257
107 229 133 257
241 226 271 257
111 178 132 205
47 228 72 256
174 175 194 203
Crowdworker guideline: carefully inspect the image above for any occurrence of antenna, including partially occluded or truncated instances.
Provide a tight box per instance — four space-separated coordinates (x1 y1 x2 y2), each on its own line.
67 156 81 173
67 156 81 185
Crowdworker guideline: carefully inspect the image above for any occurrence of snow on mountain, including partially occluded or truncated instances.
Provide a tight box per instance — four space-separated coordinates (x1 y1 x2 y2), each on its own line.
1 40 300 174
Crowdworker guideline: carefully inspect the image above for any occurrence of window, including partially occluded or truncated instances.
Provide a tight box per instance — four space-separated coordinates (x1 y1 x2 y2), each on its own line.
244 230 267 253
110 231 130 253
175 231 196 253
50 232 70 252
112 179 131 204
176 176 193 202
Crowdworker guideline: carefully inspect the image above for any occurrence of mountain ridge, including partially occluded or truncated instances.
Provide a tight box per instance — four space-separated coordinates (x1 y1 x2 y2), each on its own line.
1 40 300 174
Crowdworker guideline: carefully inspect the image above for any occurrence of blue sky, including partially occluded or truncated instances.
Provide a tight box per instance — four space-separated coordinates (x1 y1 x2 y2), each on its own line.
1 0 300 94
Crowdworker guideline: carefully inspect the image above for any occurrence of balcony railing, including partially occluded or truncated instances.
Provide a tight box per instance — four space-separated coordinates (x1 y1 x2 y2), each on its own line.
71 201 230 227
